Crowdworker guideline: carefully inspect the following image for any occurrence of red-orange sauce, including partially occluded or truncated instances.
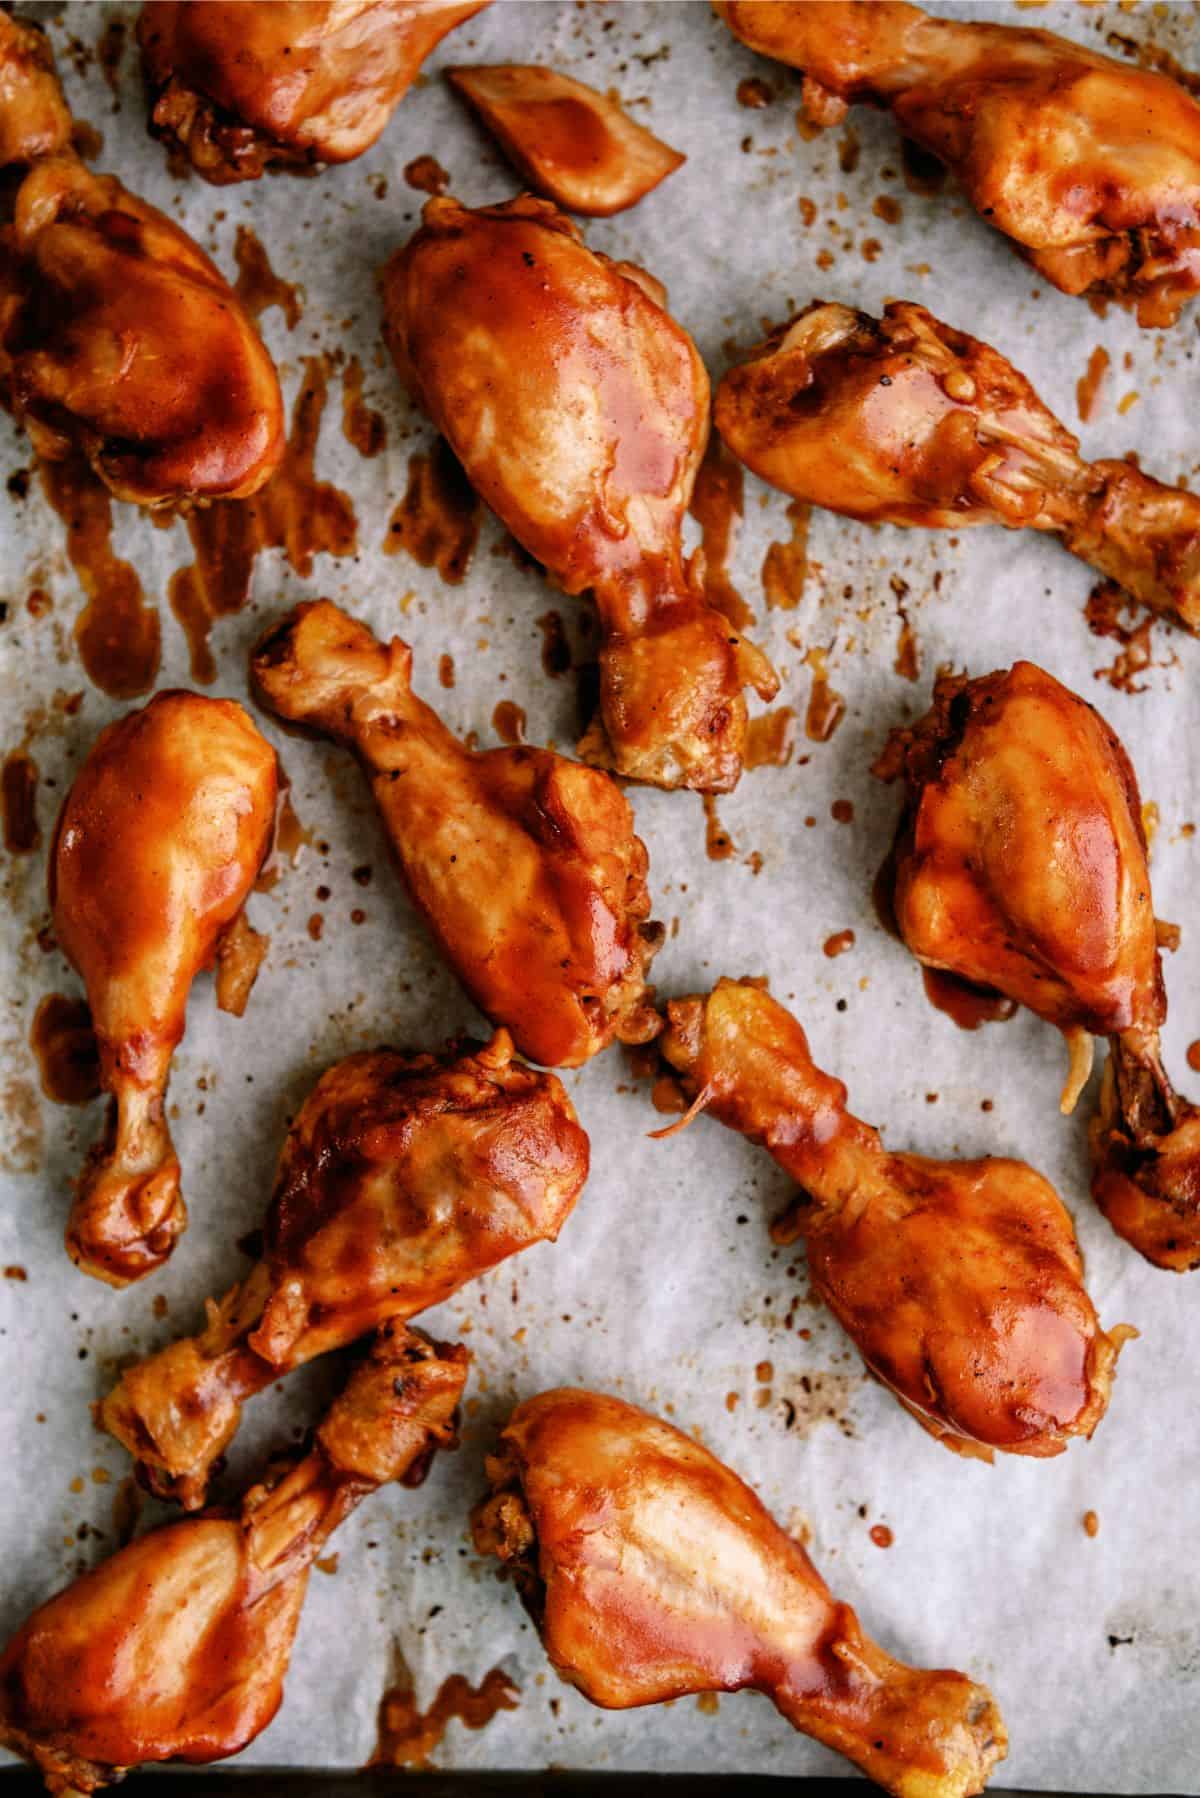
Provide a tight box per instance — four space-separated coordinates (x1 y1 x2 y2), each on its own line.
438 653 456 690
372 1653 519 1769
385 442 481 586
804 648 845 741
492 701 526 745
1085 580 1157 694
873 194 903 226
341 355 387 459
1077 346 1110 423
39 455 160 699
2 751 39 854
29 994 100 1105
689 438 753 629
536 610 571 678
824 929 855 958
923 967 1017 1030
404 154 450 195
703 794 736 861
869 1523 894 1548
831 798 854 824
744 706 796 770
651 1074 687 1115
233 224 303 329
1186 1041 1200 1073
762 501 811 611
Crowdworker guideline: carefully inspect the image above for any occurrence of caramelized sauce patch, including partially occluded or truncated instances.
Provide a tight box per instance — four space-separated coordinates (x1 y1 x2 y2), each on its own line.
762 501 811 611
233 225 304 329
1085 580 1164 694
30 994 100 1105
492 701 526 745
803 647 845 741
385 441 481 585
371 1650 519 1770
688 438 753 629
922 967 1017 1031
536 610 571 678
703 793 737 861
404 155 450 195
1077 346 1110 423
744 706 796 770
341 356 387 459
2 751 40 854
39 456 160 699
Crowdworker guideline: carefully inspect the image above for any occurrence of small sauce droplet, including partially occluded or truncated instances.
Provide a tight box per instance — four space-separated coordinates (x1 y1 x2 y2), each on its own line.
1186 1041 1200 1073
97 17 127 100
702 793 736 861
1077 345 1110 423
804 647 845 741
233 224 303 329
2 751 40 854
404 154 450 195
1083 1510 1099 1538
372 1651 519 1770
762 501 811 611
341 355 387 459
838 126 861 172
873 194 903 225
688 438 753 629
824 929 855 958
385 441 481 586
869 1524 894 1548
438 653 456 689
744 706 796 770
736 76 774 109
696 1691 720 1716
29 995 101 1105
536 609 571 678
923 967 1017 1031
831 798 854 824
492 701 526 745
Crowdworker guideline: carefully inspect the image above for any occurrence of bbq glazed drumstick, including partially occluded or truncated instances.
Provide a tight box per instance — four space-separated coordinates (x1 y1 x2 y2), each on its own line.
252 600 661 1068
0 20 283 505
882 659 1200 1272
139 1 490 185
100 1033 588 1509
382 194 778 793
1 1326 467 1795
658 978 1129 1459
716 0 1200 327
50 692 278 1287
473 1390 1006 1798
717 301 1200 635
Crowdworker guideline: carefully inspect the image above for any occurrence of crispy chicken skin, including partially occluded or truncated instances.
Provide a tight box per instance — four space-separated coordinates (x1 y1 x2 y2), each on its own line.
1 1326 467 1794
717 301 1200 632
884 660 1200 1270
50 692 278 1287
100 1033 588 1508
252 600 662 1067
716 0 1200 326
138 0 489 184
0 15 71 171
473 1390 1006 1798
659 978 1128 1459
381 194 778 792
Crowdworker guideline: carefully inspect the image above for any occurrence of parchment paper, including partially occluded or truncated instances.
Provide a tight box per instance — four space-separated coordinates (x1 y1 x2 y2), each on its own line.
2 1 1199 1787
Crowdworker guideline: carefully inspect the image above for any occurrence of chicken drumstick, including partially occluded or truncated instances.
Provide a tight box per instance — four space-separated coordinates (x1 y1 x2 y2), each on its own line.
716 0 1200 326
252 600 661 1068
473 1389 1006 1798
50 692 278 1286
1 1325 467 1794
882 658 1200 1270
658 977 1128 1458
382 194 777 792
100 1032 588 1508
717 300 1200 634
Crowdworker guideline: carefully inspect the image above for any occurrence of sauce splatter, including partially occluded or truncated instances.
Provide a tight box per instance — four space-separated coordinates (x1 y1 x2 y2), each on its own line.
438 653 456 689
1077 346 1110 423
824 929 855 958
762 501 811 611
1085 580 1159 694
689 438 753 629
838 126 861 173
873 194 903 225
233 225 303 329
804 647 845 741
923 967 1017 1031
3 1266 26 1280
385 441 481 585
39 456 160 698
894 610 920 681
372 1650 519 1770
703 794 736 861
651 1074 687 1115
900 138 946 194
341 356 387 459
536 610 571 678
96 18 126 102
869 1524 894 1549
2 751 40 854
831 798 854 824
404 154 450 194
696 1691 721 1716
492 701 526 745
1186 1041 1200 1073
29 995 100 1105
1083 1509 1100 1538
737 77 774 108
744 706 796 770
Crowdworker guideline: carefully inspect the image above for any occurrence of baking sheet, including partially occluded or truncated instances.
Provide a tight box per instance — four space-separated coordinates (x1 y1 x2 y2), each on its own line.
3 0 1200 1787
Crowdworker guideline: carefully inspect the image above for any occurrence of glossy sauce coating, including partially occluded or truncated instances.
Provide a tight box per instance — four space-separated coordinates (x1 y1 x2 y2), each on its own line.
0 1328 467 1792
382 194 777 791
472 1389 1006 1798
51 692 278 1283
99 1033 588 1506
716 0 1200 325
659 977 1127 1457
252 599 662 1067
138 0 490 182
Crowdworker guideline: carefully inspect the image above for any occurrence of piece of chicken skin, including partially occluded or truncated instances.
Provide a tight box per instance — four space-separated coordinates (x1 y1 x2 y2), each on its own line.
100 1033 588 1508
716 0 1200 326
252 600 661 1068
50 692 278 1286
717 301 1200 633
138 0 490 184
1 1325 467 1795
0 15 71 171
884 660 1200 1270
472 1390 1005 1798
0 149 284 505
658 977 1129 1459
381 194 777 792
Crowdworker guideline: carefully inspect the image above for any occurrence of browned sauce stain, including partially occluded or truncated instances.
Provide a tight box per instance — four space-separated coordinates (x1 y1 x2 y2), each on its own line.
39 456 160 699
3 1265 27 1281
372 1650 519 1770
233 224 303 329
1085 579 1162 694
737 76 774 109
696 1691 721 1716
1077 345 1110 423
923 966 1017 1031
170 356 357 682
651 1074 687 1115
438 653 456 690
744 706 796 770
838 126 860 173
873 194 903 225
1083 1509 1100 1538
823 929 855 958
803 647 845 741
798 195 817 227
1186 1041 1200 1073
2 751 40 854
831 798 854 824
341 355 387 459
492 701 526 745
702 793 736 861
404 154 450 195
536 609 571 678
900 137 947 195
869 1523 894 1548
688 438 753 629
762 501 811 611
96 17 126 102
308 913 324 942
385 441 481 586
30 995 100 1105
